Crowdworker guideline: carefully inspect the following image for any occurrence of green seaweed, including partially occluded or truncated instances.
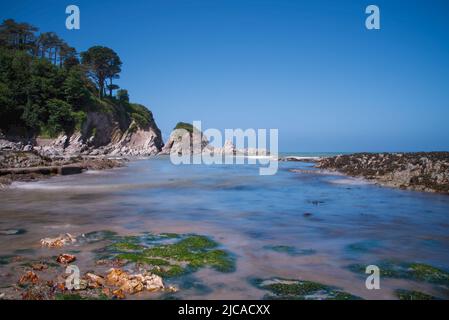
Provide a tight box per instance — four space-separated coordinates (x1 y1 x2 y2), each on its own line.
115 253 169 266
97 233 235 278
55 292 109 300
409 263 449 285
153 264 185 277
55 293 84 300
347 261 449 286
0 255 14 265
395 289 437 300
252 278 361 300
112 242 145 251
79 230 118 244
159 233 181 239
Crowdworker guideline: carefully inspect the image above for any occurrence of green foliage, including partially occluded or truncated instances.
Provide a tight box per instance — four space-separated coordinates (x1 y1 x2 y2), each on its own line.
0 48 31 130
127 103 153 129
81 46 122 98
72 110 87 131
45 99 76 137
0 19 153 140
174 122 194 133
63 67 90 111
116 89 129 103
0 19 37 52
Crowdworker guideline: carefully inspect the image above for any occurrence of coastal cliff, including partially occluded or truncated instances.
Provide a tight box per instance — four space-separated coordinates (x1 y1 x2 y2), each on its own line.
1 102 163 158
36 104 163 158
317 152 449 194
0 19 163 160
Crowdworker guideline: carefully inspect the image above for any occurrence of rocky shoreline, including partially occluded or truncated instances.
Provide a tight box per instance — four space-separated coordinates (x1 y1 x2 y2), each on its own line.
316 152 449 194
0 150 125 188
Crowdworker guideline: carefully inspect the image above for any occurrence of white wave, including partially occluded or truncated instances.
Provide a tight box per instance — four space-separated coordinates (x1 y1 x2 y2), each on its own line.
328 177 373 185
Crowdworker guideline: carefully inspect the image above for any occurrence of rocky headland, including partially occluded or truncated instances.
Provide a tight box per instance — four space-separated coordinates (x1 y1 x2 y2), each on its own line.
160 122 269 157
316 152 449 194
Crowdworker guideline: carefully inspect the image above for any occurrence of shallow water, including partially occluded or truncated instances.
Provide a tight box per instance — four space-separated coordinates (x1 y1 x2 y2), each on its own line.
1 157 449 299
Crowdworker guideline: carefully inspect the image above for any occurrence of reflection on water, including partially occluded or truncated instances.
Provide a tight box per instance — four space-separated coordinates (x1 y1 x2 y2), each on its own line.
1 157 449 299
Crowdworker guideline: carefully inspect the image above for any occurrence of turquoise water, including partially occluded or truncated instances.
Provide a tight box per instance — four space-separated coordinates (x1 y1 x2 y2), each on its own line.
1 157 449 299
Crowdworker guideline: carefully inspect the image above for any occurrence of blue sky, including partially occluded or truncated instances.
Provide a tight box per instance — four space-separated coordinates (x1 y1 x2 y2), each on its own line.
1 0 449 152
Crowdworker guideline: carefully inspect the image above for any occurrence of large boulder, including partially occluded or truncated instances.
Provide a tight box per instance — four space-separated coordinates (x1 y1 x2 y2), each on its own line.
160 127 210 155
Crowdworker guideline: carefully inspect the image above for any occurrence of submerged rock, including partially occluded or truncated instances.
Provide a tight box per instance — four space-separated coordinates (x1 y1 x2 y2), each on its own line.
106 268 164 295
395 289 438 300
56 254 76 264
0 229 27 236
96 233 235 278
85 273 105 289
77 230 118 244
347 261 449 286
40 233 77 248
31 263 48 271
252 278 361 300
1 231 232 300
18 271 39 286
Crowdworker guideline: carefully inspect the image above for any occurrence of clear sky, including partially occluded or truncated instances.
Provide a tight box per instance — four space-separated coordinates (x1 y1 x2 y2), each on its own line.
1 0 449 152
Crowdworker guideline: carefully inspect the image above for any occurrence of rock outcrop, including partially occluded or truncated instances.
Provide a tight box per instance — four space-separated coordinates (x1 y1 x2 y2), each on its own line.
317 152 449 194
160 123 269 157
35 110 163 158
0 150 124 187
160 127 210 155
1 100 164 159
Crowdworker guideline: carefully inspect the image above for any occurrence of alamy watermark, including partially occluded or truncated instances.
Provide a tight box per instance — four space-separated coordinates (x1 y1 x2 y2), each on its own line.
65 265 80 290
64 5 380 31
66 5 80 30
365 265 381 290
365 5 380 30
168 121 279 176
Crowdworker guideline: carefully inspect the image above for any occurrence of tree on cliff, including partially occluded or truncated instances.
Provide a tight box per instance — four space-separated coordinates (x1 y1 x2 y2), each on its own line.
0 19 37 52
117 89 129 103
80 46 122 98
0 19 152 140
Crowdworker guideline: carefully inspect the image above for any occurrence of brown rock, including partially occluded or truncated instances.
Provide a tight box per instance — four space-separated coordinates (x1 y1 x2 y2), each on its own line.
31 263 48 271
40 233 76 248
85 273 105 288
56 254 76 264
19 271 39 286
112 288 126 299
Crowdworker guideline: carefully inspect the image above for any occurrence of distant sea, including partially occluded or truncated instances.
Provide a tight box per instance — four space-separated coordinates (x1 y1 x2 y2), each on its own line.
279 152 349 158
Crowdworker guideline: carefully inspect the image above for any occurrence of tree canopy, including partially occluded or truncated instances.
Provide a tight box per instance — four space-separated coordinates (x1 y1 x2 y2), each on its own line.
0 18 145 138
81 46 122 98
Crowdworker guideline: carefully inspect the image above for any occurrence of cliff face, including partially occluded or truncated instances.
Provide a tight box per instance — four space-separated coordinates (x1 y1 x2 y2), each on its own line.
35 104 163 158
317 152 449 194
